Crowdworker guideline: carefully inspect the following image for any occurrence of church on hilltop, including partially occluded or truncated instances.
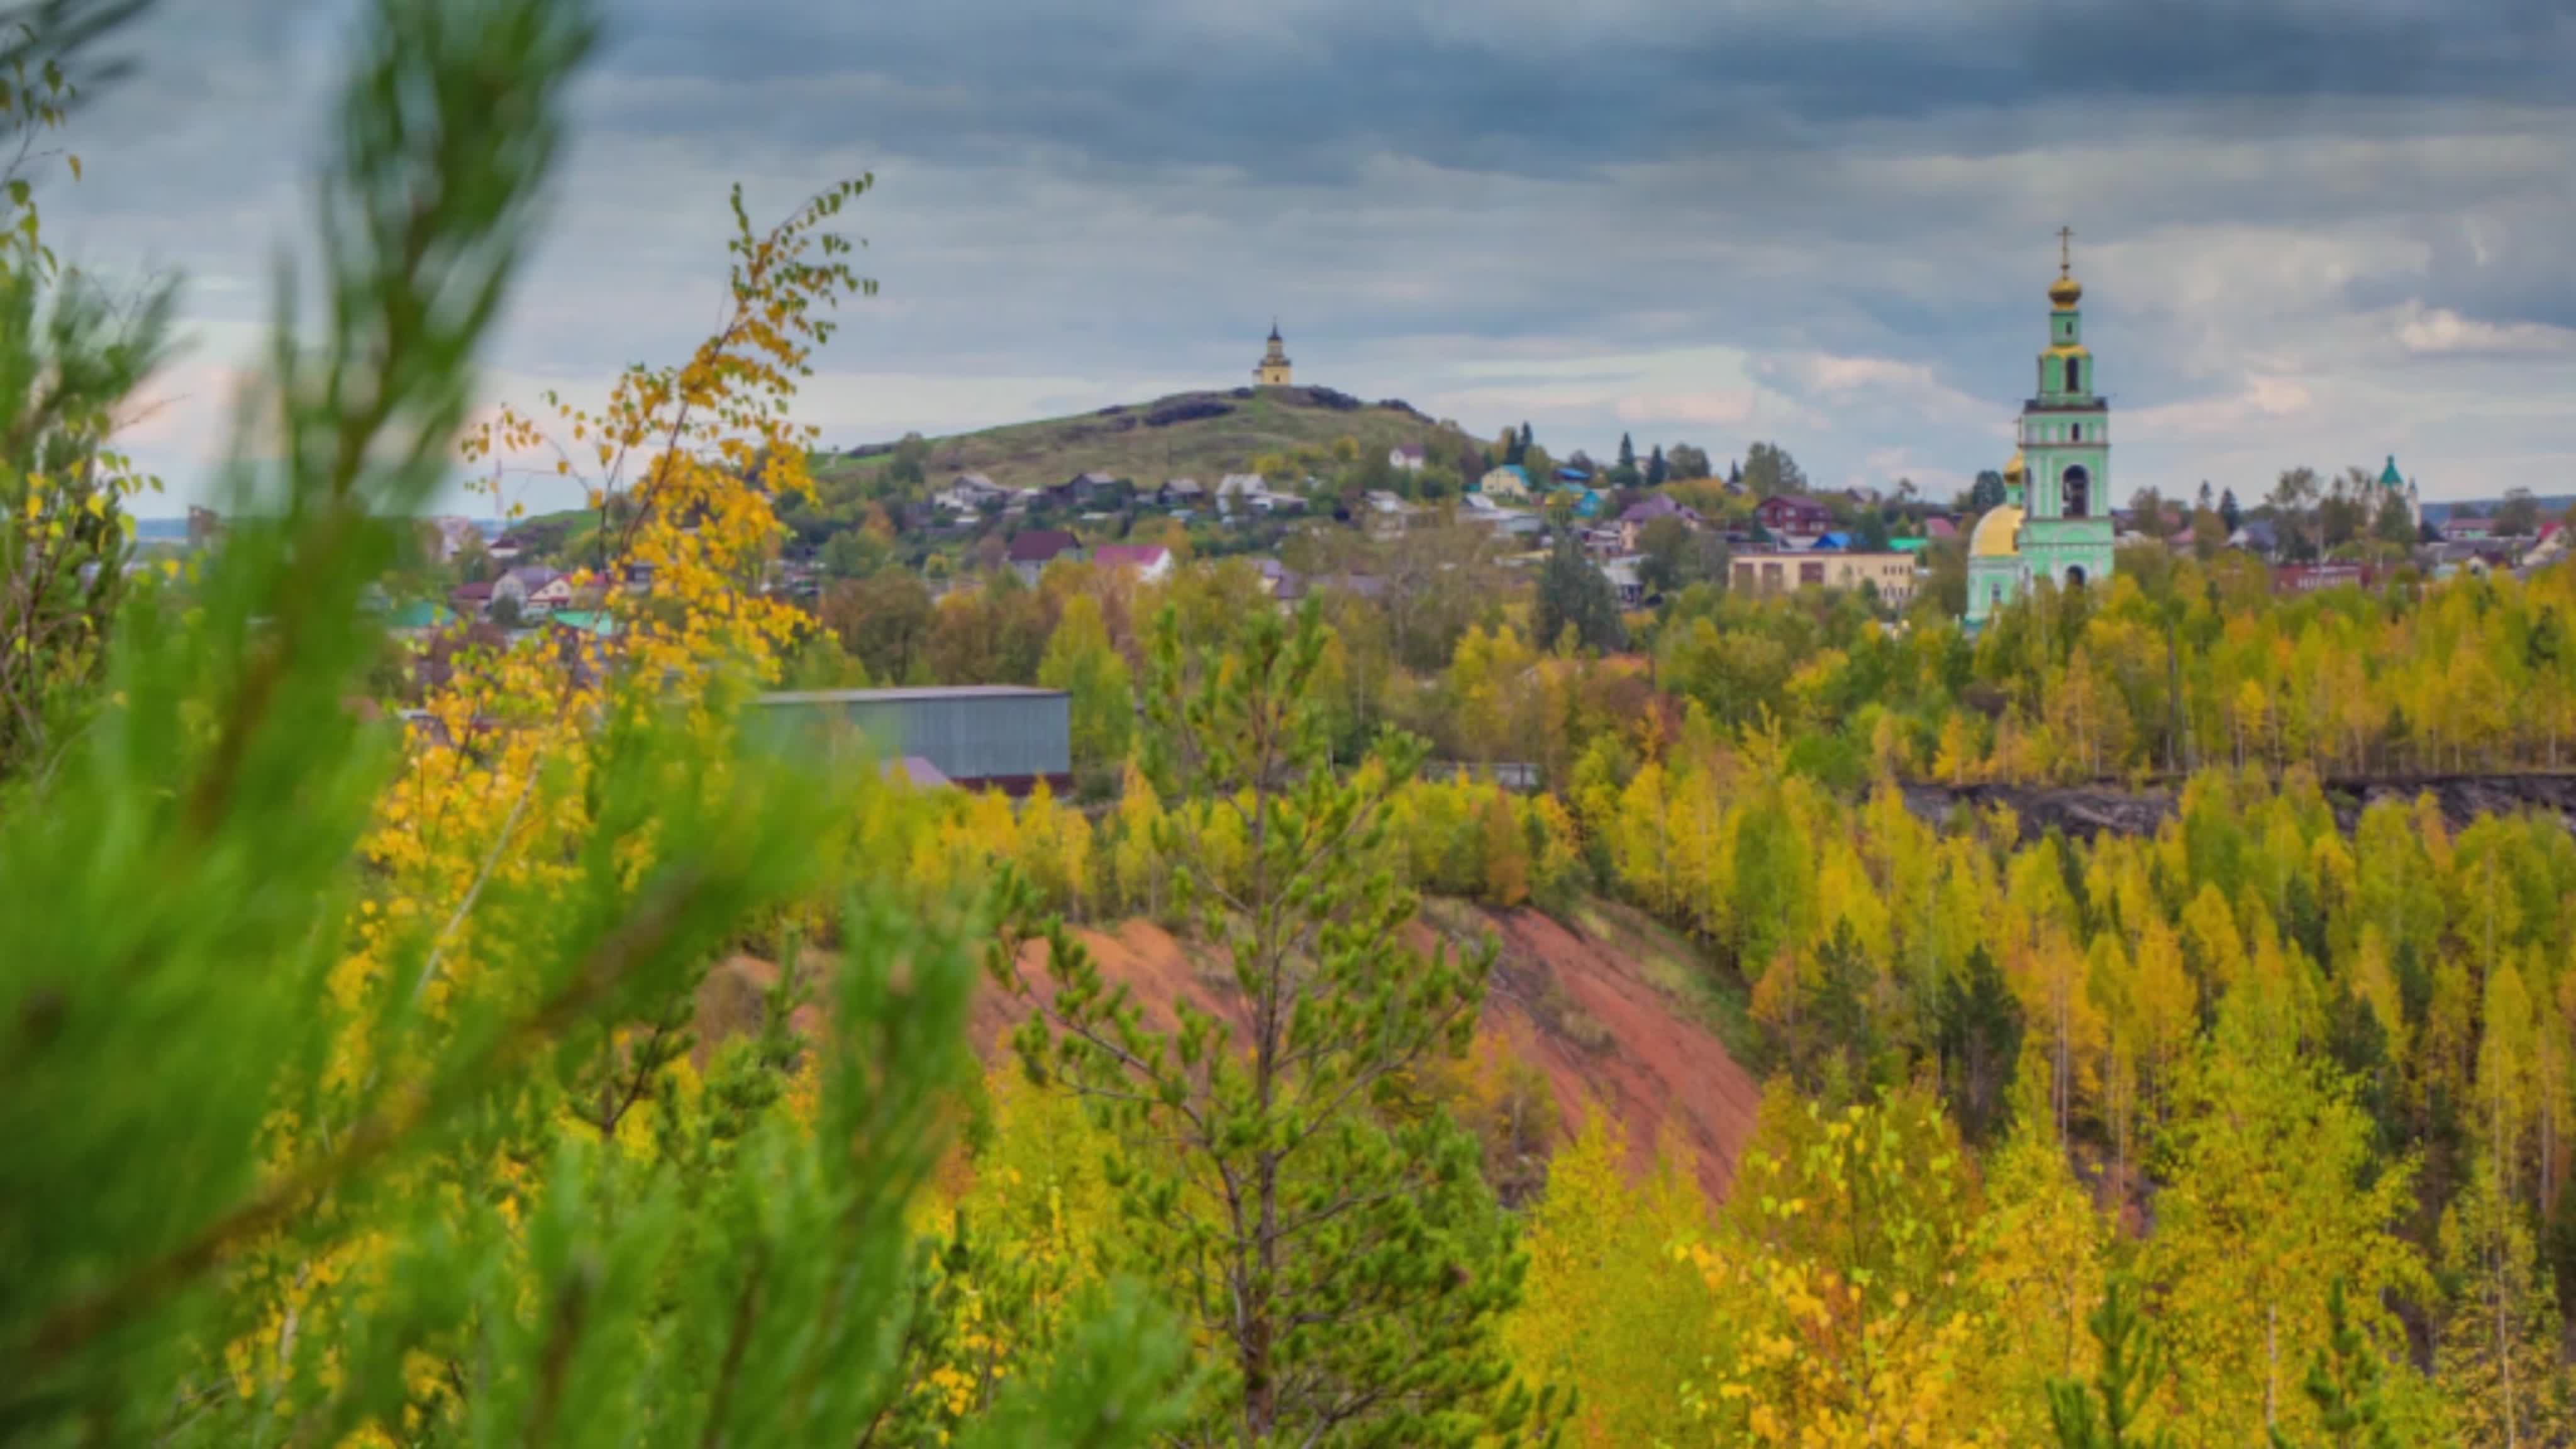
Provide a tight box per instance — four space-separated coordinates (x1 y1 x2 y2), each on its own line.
1967 232 2118 630
1255 320 1294 387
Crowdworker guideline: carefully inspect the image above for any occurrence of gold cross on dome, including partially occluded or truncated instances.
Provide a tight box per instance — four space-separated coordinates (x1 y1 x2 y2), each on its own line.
2058 226 2074 274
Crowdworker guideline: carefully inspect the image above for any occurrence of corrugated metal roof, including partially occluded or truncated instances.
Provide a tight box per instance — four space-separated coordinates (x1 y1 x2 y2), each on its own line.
757 688 1070 785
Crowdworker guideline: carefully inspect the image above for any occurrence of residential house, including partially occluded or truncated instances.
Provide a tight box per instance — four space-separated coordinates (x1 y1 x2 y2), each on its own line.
2442 513 2494 543
1616 494 1703 552
448 579 494 616
1601 557 1647 609
1248 557 1297 601
2229 519 2280 555
1923 516 1959 541
1389 444 1426 472
1158 477 1205 508
1546 487 1606 521
2520 521 2567 569
1217 473 1265 508
1754 493 1835 541
2273 563 2384 596
1005 529 1083 584
1217 474 1304 517
1459 492 1545 543
1090 543 1175 584
1362 491 1423 536
1731 549 1919 605
1067 471 1122 506
492 565 574 617
1477 464 1535 502
935 473 1008 513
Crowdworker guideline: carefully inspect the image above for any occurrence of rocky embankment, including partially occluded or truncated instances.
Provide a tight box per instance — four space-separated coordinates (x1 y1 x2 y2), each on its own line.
1901 774 2576 840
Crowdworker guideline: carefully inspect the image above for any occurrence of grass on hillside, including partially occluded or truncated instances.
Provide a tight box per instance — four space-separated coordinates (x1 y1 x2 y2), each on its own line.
815 387 1479 492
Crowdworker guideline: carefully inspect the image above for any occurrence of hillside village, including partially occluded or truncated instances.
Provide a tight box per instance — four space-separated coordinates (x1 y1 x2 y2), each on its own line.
197 314 2570 704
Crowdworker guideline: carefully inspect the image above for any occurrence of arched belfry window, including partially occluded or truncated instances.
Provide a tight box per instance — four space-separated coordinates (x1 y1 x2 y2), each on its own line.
2063 464 2091 518
2064 357 2081 392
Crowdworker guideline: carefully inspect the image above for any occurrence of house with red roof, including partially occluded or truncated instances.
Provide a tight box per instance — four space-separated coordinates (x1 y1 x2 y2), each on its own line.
1089 543 1175 583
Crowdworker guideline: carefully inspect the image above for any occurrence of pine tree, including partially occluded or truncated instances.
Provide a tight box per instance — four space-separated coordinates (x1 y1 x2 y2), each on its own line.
1938 944 2026 1143
2048 1278 2177 1448
993 600 1555 1447
2268 1280 2404 1449
2 0 1194 1441
2221 489 2243 533
1534 536 1625 655
1646 443 1667 487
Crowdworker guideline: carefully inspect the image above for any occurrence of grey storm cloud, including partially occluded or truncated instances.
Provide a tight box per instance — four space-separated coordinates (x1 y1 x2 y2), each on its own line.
31 0 2576 504
583 0 2576 169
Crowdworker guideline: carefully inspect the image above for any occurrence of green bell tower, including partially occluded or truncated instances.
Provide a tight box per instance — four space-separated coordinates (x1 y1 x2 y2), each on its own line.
2016 228 2116 591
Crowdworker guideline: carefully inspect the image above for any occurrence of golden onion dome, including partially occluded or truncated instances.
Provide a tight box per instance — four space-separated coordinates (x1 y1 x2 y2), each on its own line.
1970 505 2024 558
2049 271 2083 308
2003 450 2027 482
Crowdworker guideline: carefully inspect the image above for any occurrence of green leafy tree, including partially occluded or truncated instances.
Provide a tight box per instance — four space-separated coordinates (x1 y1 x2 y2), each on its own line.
2373 489 2418 547
2492 487 2539 538
1741 441 1806 499
822 568 934 683
993 601 1556 1448
1665 442 1710 480
1970 470 2007 511
1038 591 1133 771
821 524 891 577
1535 535 1625 655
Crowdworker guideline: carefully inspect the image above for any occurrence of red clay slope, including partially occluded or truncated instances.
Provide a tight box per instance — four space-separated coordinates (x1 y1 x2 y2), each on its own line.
703 899 1763 1201
977 902 1762 1202
1473 906 1762 1201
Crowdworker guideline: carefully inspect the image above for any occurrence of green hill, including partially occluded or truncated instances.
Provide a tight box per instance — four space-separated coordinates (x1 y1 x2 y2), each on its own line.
817 386 1480 492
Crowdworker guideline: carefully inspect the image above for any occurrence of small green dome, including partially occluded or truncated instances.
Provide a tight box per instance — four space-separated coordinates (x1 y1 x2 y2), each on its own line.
2379 454 2405 488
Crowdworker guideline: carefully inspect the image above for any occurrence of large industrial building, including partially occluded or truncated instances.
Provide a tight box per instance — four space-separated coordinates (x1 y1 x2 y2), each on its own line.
755 686 1072 794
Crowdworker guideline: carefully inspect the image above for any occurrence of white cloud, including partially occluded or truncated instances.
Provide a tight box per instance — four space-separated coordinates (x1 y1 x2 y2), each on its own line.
2390 303 2576 357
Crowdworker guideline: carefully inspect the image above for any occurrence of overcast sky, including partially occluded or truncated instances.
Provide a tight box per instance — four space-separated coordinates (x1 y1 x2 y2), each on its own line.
37 0 2576 513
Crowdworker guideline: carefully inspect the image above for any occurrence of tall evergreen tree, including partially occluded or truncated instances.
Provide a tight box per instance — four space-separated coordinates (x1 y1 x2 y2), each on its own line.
994 601 1555 1448
2049 1278 2176 1448
1534 535 1626 655
2220 488 2243 533
1645 444 1667 487
1938 945 2026 1143
2269 1280 2404 1449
